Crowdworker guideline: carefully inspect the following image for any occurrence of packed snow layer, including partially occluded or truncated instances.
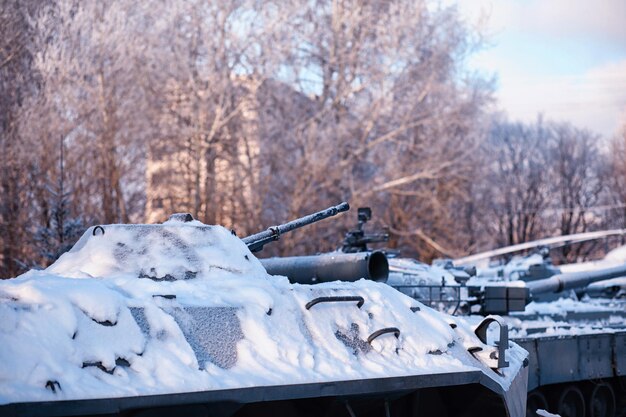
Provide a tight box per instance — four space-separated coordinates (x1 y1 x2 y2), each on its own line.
558 260 610 273
605 244 626 263
523 298 617 315
474 254 551 281
559 244 626 274
0 222 525 404
503 296 626 338
586 277 626 299
387 258 459 303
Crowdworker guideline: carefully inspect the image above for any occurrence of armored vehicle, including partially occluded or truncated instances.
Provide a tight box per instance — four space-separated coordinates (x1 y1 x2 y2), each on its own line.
392 256 626 417
0 204 528 417
342 208 626 417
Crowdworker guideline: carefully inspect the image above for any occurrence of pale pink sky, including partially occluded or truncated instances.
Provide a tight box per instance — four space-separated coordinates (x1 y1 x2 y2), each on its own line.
455 0 626 137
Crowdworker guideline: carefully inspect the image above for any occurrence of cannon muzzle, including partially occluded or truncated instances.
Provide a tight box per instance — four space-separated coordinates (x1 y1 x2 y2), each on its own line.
260 251 389 284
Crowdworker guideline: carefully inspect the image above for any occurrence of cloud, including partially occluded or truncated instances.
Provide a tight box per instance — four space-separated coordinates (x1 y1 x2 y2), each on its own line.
496 59 626 137
454 0 626 136
509 0 626 46
458 0 626 47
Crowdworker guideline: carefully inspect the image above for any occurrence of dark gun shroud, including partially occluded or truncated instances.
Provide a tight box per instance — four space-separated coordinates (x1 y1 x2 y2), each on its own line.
261 251 389 284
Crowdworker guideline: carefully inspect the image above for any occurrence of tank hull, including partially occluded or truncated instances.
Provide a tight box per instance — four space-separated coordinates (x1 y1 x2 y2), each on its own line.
1 370 527 417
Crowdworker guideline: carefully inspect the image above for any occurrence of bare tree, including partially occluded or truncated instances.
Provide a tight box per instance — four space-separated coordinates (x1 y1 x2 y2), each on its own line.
606 125 626 229
469 117 611 262
29 1 154 224
142 0 285 232
0 0 42 276
2 0 565 272
548 123 604 262
33 136 85 265
480 117 553 248
252 0 492 259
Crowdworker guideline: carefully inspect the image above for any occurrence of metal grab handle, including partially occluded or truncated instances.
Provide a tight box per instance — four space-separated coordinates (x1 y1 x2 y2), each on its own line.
305 296 364 310
474 315 509 369
367 327 400 344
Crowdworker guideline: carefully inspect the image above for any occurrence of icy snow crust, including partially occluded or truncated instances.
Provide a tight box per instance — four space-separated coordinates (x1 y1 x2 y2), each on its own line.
474 253 550 281
0 222 524 404
387 258 458 287
505 297 626 338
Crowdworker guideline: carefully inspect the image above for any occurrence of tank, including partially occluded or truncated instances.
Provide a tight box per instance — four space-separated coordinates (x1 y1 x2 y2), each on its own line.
0 204 528 417
474 254 626 417
410 253 626 417
342 208 626 417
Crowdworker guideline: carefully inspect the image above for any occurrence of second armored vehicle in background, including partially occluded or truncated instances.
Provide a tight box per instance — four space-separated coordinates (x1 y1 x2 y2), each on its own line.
344 208 626 417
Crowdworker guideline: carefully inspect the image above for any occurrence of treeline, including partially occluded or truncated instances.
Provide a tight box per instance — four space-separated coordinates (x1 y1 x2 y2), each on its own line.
1 0 625 278
475 117 626 263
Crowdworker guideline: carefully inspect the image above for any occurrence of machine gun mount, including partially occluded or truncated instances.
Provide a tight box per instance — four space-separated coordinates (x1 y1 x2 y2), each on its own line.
341 207 389 253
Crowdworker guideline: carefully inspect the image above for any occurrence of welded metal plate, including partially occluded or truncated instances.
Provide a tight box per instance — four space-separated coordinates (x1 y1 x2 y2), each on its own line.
577 334 613 379
514 338 540 390
615 331 626 376
535 336 579 385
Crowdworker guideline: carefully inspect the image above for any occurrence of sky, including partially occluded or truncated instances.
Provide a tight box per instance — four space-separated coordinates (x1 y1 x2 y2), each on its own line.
455 0 626 138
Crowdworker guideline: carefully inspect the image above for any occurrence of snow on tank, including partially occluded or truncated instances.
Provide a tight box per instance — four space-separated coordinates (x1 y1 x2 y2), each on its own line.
0 216 527 416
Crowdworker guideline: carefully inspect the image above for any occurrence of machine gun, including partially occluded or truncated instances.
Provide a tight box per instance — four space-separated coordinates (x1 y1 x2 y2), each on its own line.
341 207 389 253
242 202 349 252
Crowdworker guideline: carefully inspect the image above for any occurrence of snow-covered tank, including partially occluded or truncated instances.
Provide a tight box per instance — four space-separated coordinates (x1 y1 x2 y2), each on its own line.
337 208 626 417
388 252 626 417
478 254 626 417
0 211 528 417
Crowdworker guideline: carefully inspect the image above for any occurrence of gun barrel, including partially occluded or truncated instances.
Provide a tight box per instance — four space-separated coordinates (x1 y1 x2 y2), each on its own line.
243 202 350 252
260 251 389 284
526 263 626 296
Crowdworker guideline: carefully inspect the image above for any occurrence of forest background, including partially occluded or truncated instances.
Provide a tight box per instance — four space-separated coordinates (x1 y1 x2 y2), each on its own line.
2 0 626 278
